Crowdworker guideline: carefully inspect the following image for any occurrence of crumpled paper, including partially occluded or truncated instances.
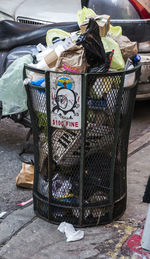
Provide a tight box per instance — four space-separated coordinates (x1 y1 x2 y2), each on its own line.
57 222 84 242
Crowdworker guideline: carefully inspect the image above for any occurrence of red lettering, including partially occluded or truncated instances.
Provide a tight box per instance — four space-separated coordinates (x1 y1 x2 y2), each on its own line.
75 122 78 127
64 121 79 128
71 122 75 127
54 120 64 127
52 120 79 128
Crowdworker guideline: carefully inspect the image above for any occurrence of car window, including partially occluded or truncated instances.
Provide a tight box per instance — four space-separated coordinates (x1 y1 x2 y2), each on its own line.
88 0 140 19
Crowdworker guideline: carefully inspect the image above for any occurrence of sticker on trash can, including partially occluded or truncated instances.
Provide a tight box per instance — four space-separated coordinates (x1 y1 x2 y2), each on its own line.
50 73 81 129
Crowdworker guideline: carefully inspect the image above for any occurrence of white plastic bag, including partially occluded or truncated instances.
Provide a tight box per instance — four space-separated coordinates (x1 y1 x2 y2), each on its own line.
58 222 84 242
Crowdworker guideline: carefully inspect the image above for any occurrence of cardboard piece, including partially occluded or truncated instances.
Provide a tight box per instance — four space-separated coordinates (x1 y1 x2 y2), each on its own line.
16 163 34 189
44 49 58 68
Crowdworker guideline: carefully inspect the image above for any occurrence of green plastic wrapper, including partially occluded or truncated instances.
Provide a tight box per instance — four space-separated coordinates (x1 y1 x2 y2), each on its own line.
77 7 96 27
46 29 70 46
102 37 125 70
0 54 33 116
108 24 122 37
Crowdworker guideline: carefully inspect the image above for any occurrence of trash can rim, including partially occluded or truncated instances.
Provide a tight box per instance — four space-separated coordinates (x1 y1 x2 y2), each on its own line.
24 63 141 77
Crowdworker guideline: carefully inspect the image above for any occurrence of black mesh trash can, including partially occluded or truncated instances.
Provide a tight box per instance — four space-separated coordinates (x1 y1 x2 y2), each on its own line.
24 64 141 227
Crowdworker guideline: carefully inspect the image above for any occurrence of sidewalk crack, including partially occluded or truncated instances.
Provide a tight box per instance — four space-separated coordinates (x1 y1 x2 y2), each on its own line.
0 216 37 248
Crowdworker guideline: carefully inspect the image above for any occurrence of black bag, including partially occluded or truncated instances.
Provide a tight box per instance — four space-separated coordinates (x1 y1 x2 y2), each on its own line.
76 18 106 69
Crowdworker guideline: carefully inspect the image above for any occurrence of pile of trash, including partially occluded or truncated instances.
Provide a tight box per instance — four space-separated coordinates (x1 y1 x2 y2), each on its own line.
0 7 140 116
27 6 139 85
16 8 140 219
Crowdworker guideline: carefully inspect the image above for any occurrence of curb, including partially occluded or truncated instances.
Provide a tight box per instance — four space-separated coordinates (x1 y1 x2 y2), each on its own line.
128 130 150 156
0 204 35 246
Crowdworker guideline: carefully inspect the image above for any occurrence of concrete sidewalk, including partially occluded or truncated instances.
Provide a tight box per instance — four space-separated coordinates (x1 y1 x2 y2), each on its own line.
0 132 150 259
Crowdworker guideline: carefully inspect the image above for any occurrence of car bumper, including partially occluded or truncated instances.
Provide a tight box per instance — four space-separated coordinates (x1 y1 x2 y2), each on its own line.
136 53 150 100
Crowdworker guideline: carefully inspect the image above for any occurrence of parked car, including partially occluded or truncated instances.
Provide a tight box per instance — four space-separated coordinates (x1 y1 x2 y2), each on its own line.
0 0 82 24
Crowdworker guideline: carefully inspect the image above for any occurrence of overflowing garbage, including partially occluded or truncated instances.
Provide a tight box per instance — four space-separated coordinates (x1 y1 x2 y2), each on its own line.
0 7 140 117
26 9 139 81
19 8 141 225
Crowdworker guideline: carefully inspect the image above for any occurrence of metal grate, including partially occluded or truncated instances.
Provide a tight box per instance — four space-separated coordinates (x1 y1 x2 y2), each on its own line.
25 64 141 227
17 17 49 25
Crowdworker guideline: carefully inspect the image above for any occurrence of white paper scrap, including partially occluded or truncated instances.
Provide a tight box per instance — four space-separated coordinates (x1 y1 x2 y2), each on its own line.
58 222 84 242
0 211 7 218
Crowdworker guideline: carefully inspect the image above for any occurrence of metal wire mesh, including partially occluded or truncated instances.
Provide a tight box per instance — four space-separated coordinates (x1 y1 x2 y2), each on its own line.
25 64 141 226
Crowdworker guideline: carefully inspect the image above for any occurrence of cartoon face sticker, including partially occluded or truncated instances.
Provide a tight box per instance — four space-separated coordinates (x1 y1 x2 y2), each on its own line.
52 76 77 115
56 88 75 112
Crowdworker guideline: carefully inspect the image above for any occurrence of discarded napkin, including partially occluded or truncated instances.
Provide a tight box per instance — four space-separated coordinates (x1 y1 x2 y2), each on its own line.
57 222 84 242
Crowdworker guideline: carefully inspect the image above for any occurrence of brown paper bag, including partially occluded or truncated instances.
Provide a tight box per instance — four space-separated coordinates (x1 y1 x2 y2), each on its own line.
112 35 138 62
16 162 34 189
55 45 88 73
